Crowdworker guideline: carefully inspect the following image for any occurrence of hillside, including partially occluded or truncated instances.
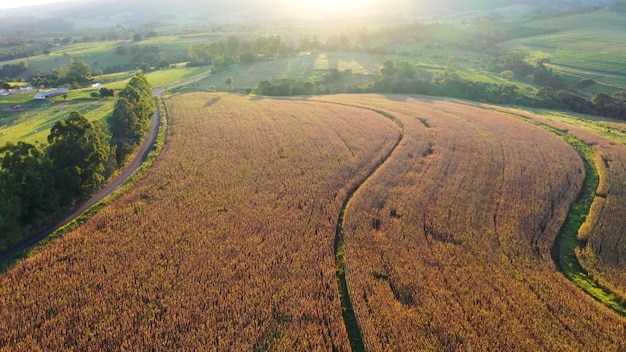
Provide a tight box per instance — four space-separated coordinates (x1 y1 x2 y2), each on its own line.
0 0 613 31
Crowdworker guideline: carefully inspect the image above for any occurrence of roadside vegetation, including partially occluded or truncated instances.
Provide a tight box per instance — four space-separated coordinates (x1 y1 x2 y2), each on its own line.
0 73 154 252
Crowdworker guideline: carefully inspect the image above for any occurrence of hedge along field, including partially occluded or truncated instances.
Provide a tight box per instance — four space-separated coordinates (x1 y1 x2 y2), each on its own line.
0 93 401 350
312 95 626 350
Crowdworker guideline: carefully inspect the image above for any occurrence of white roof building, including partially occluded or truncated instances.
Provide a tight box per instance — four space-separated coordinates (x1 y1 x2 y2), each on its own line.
34 87 69 100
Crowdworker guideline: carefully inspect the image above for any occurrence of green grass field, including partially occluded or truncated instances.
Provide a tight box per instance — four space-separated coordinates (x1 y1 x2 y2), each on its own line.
104 65 214 90
500 10 626 82
0 96 114 146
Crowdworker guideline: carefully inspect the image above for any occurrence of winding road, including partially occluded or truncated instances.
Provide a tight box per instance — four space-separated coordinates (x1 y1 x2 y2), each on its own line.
0 75 208 264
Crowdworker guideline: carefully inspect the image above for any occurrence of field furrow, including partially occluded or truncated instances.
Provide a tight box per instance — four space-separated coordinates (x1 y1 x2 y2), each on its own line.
313 95 626 351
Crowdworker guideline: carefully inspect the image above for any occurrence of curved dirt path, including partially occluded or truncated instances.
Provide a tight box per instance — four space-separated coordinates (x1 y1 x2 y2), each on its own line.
0 77 202 264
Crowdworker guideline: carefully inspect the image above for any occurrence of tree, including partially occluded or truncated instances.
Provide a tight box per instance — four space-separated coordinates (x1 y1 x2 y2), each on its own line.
99 87 115 98
381 60 396 76
48 112 112 202
57 58 92 86
0 172 20 234
0 142 58 224
239 52 255 64
226 76 234 91
133 34 143 42
111 97 141 140
110 73 154 163
68 58 91 79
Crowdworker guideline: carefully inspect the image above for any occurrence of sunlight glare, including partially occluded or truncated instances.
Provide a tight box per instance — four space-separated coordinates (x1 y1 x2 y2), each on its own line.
282 0 384 17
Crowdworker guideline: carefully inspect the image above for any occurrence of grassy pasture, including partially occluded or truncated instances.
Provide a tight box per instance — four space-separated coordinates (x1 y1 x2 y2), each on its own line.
500 11 626 77
189 52 384 91
311 94 626 350
0 33 226 80
103 65 214 90
0 95 113 146
0 93 401 350
2 41 126 77
184 51 511 93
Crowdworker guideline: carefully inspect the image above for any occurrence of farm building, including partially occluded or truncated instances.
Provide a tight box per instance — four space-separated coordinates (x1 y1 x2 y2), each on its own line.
34 88 69 100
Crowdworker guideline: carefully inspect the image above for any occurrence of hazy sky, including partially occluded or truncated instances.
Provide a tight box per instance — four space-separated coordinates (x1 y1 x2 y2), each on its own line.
0 0 81 10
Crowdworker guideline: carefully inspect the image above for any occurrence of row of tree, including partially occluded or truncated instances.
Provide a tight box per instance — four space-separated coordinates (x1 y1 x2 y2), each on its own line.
110 73 155 163
0 62 28 81
30 58 93 88
367 60 626 121
0 113 113 235
187 35 289 70
255 59 626 121
0 73 154 240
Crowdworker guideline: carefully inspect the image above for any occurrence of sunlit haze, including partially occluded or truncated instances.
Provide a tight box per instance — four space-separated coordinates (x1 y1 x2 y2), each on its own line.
0 0 80 10
281 0 385 16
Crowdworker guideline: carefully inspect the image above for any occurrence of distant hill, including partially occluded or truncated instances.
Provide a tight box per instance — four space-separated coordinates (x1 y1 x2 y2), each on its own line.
0 0 616 31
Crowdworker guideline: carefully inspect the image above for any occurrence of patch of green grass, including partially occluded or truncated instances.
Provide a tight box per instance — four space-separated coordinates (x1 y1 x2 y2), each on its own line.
105 65 214 90
501 11 626 77
0 96 114 146
3 41 128 77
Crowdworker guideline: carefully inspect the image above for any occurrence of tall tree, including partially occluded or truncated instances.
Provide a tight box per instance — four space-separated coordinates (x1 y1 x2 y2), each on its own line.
0 172 20 234
110 72 154 163
0 142 58 224
226 76 234 91
48 112 112 203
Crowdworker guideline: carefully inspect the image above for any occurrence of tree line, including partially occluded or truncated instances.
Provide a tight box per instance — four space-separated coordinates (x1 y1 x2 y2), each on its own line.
30 58 93 88
0 72 154 240
254 58 626 122
364 59 626 121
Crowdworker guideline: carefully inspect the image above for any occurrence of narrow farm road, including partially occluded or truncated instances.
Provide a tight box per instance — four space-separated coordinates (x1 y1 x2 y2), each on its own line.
0 75 207 264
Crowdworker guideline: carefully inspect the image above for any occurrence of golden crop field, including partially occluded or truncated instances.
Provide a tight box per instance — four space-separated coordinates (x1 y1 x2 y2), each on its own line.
1 93 625 350
0 93 400 350
493 106 626 305
579 142 626 296
312 95 626 350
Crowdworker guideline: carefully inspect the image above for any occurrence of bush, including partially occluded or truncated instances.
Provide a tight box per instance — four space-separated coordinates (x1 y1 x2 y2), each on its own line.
577 79 595 88
500 70 515 80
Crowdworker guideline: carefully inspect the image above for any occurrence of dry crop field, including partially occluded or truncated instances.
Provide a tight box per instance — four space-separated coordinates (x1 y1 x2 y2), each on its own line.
0 93 625 350
313 95 626 350
0 93 400 350
492 106 626 303
579 142 626 297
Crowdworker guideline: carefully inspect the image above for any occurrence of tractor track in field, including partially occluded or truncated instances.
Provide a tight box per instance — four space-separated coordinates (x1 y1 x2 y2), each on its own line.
312 100 405 351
